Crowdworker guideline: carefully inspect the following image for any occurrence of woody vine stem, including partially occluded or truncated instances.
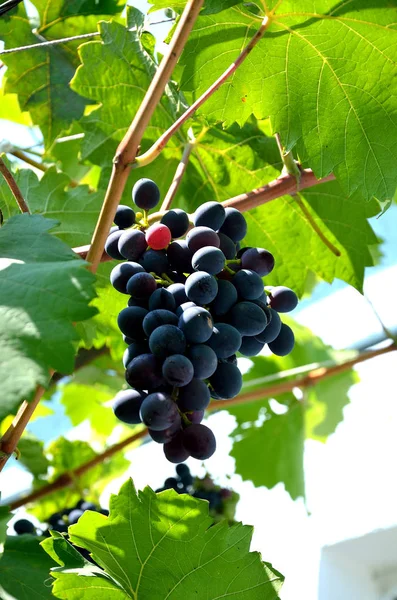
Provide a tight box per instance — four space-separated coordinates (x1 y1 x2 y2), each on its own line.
1 3 331 473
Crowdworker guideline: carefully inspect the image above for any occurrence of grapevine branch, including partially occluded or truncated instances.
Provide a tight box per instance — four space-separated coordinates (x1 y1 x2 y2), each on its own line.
8 342 395 510
9 149 47 173
161 139 194 211
86 0 205 273
0 156 30 213
134 16 271 169
0 31 101 55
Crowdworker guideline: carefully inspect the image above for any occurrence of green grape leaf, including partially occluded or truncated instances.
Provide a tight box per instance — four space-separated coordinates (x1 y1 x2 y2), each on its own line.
60 383 118 436
0 156 33 222
0 81 32 126
0 505 10 559
179 3 397 202
0 535 55 600
18 435 50 478
228 320 358 497
0 214 96 421
70 8 181 166
44 479 284 599
29 438 129 522
0 1 124 148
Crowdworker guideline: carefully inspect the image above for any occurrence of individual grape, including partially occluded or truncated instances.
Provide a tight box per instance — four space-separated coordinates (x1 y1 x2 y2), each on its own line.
193 201 226 231
126 272 157 299
114 204 135 229
139 249 168 275
176 463 190 477
125 353 164 389
175 301 196 317
218 232 237 260
186 410 204 424
48 512 63 527
168 270 187 284
218 207 247 242
164 432 189 463
220 354 237 365
149 324 186 358
232 269 264 300
132 178 160 210
117 306 148 339
178 306 213 343
185 271 218 304
140 392 179 431
80 502 97 511
118 229 147 261
255 308 281 343
143 310 178 336
268 286 298 313
228 301 267 336
182 424 216 460
252 290 269 310
148 414 181 443
207 323 242 358
177 378 210 412
237 245 251 258
210 362 242 399
164 477 179 490
186 344 218 379
241 247 275 276
148 288 176 312
146 223 171 250
105 230 124 260
167 283 188 306
68 509 84 525
123 341 149 368
209 279 238 316
112 389 147 424
109 225 119 235
123 334 135 344
167 240 194 273
127 297 148 308
110 262 144 294
162 354 194 387
268 323 295 356
192 246 226 275
14 519 36 535
239 336 265 357
186 226 220 252
161 209 190 238
52 520 68 533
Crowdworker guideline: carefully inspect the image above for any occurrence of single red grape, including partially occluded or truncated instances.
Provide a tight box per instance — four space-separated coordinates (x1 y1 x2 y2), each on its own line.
146 223 171 250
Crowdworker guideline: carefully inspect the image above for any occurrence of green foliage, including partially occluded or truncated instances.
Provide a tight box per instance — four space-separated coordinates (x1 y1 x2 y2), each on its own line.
0 215 96 420
0 535 55 600
0 505 9 558
228 321 359 498
18 435 50 478
43 479 284 599
179 3 397 202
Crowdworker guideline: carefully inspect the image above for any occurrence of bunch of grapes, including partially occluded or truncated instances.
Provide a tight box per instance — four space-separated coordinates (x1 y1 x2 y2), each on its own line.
156 464 239 524
13 500 109 537
107 178 298 464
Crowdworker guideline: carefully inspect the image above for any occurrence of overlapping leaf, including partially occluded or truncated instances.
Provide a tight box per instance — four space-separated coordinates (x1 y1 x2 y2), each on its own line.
0 0 125 148
43 479 284 599
0 214 96 420
179 2 397 202
228 320 358 498
18 435 50 478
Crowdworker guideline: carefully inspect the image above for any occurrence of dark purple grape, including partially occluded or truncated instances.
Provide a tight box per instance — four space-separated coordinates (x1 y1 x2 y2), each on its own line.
255 308 281 343
209 279 238 316
164 432 190 463
140 249 169 275
268 323 295 356
161 209 190 238
210 362 242 399
167 283 188 306
193 201 225 231
149 288 176 311
123 341 149 368
167 240 194 273
239 336 265 357
241 247 275 276
186 227 220 252
182 424 216 460
218 232 237 260
192 246 226 275
126 272 157 299
127 297 148 308
232 269 264 300
112 389 147 424
110 262 144 294
177 379 210 412
149 325 186 358
175 301 196 317
14 519 36 535
228 301 267 336
207 323 242 359
186 411 204 424
118 229 147 261
162 354 194 387
117 306 148 339
114 205 135 229
132 178 160 210
268 286 298 313
125 354 164 389
68 509 84 525
105 230 124 260
139 392 179 431
186 344 217 379
185 271 218 304
149 414 181 443
178 306 213 343
143 310 178 336
218 207 247 242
